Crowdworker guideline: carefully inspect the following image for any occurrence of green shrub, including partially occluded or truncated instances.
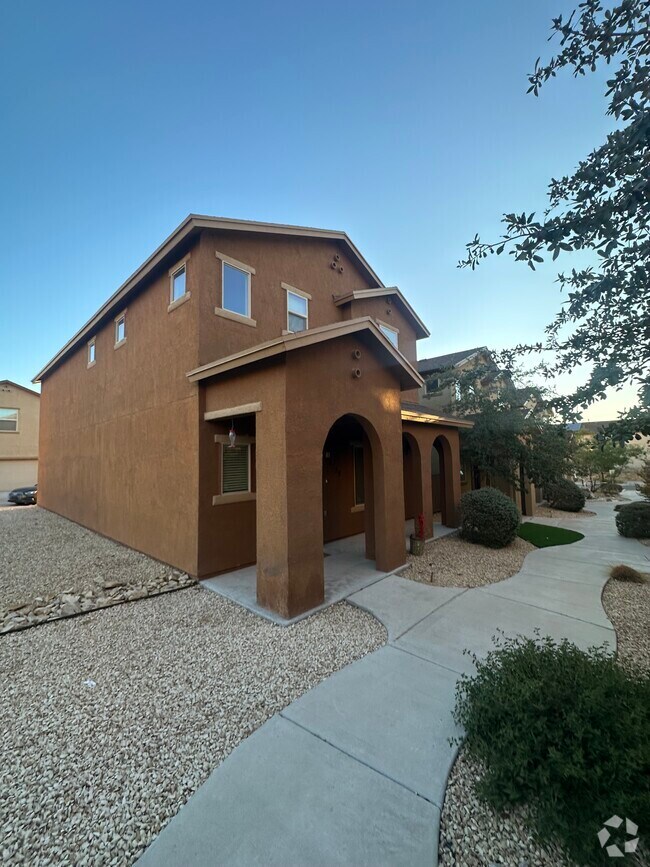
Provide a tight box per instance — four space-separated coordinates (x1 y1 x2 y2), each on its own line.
544 479 586 512
453 634 650 865
598 480 623 495
616 501 650 538
459 487 520 548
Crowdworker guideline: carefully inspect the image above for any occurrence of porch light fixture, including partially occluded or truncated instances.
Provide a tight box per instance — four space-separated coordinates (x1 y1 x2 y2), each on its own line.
228 420 237 448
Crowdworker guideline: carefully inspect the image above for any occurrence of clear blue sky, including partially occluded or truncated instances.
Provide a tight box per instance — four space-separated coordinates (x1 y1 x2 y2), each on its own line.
0 0 632 418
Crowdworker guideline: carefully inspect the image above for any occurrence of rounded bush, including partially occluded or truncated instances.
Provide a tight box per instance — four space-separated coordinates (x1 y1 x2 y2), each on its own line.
544 479 586 512
616 501 650 538
598 480 623 495
453 635 650 865
460 487 520 548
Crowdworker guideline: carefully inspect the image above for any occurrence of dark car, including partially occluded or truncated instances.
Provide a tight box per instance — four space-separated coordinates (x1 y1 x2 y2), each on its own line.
8 484 37 505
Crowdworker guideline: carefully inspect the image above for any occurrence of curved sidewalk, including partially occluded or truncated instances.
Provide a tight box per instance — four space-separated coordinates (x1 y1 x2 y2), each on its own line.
137 501 647 866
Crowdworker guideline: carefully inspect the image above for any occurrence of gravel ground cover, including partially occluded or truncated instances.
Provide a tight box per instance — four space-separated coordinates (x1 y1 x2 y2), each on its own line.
401 535 534 588
534 505 596 519
602 572 650 674
0 589 386 866
439 752 573 867
0 507 181 613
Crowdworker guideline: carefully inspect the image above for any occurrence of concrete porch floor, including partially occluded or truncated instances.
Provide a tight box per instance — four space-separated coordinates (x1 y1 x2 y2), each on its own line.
201 520 458 625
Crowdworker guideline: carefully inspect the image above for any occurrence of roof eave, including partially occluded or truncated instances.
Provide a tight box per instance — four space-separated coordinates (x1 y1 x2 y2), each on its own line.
333 287 430 339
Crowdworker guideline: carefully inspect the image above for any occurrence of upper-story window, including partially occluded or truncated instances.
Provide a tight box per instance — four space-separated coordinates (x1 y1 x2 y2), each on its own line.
223 263 250 318
88 338 96 366
0 408 18 432
378 322 398 348
115 312 126 347
171 265 186 302
287 290 308 333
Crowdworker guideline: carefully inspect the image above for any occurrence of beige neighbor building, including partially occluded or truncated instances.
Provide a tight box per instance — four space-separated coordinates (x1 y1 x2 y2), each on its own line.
417 347 537 516
0 381 40 491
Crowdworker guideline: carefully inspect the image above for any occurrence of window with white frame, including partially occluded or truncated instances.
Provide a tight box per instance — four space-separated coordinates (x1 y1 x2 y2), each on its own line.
222 443 250 494
0 408 18 432
378 322 398 348
88 339 96 365
222 262 250 318
171 264 187 302
352 443 365 506
115 313 126 345
287 290 308 332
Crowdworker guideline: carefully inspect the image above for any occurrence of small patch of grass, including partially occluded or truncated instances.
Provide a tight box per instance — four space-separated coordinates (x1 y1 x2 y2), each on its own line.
610 564 649 584
517 522 584 548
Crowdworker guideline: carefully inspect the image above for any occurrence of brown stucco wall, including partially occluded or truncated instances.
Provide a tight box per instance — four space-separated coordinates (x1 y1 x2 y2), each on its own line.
195 230 376 368
38 237 202 574
202 330 407 618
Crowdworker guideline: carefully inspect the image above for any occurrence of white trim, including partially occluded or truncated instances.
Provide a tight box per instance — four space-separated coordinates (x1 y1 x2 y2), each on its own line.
214 307 257 327
204 402 261 421
0 407 19 433
221 442 251 495
219 258 253 321
215 250 256 275
169 255 190 306
212 491 256 505
350 504 365 513
286 288 309 333
87 338 96 368
114 311 127 348
281 282 311 301
377 320 398 348
168 292 191 313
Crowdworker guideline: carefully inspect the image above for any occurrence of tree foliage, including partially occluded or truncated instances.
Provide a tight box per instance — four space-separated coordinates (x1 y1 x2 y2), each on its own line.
573 436 642 488
427 360 574 488
460 0 650 418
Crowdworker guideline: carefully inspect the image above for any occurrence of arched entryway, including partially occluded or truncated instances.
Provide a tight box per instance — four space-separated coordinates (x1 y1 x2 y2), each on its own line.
322 414 378 563
432 434 455 528
402 432 424 535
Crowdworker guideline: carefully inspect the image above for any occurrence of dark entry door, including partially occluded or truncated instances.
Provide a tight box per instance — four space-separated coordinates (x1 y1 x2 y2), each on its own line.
322 449 333 541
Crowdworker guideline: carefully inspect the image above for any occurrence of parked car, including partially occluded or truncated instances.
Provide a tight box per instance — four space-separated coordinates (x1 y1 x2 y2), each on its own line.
8 484 37 505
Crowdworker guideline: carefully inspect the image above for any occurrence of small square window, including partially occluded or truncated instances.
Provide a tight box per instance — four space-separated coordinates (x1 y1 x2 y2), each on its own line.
88 340 96 365
171 265 186 302
223 262 250 317
379 323 398 348
115 314 126 345
0 408 18 432
287 290 308 333
222 443 250 494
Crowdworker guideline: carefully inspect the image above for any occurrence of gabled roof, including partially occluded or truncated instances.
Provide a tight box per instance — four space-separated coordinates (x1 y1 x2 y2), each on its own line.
0 380 40 398
418 346 489 375
187 317 424 391
33 214 387 383
333 287 430 339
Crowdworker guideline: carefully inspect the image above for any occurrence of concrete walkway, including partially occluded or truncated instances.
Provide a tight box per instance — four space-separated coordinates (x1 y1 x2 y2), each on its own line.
137 500 648 867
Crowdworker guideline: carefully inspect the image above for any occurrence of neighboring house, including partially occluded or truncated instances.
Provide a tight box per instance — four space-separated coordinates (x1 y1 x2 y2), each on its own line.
417 347 537 516
34 215 470 619
0 381 40 492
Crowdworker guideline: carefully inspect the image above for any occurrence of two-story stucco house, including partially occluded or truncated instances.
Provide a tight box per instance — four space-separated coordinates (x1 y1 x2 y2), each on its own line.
34 215 471 619
0 380 40 492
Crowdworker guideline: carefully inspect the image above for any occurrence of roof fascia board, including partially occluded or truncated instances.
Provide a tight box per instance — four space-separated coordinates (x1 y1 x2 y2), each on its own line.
333 287 430 339
0 380 41 398
401 409 474 428
187 317 424 389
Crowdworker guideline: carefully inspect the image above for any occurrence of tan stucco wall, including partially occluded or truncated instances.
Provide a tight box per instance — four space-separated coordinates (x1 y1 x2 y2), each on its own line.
0 383 40 490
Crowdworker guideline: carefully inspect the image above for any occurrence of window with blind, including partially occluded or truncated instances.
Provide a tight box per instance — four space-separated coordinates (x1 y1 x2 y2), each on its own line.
222 444 250 494
0 408 18 432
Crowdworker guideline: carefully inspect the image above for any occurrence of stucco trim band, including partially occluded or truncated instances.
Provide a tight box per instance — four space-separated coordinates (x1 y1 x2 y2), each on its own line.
204 403 262 421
